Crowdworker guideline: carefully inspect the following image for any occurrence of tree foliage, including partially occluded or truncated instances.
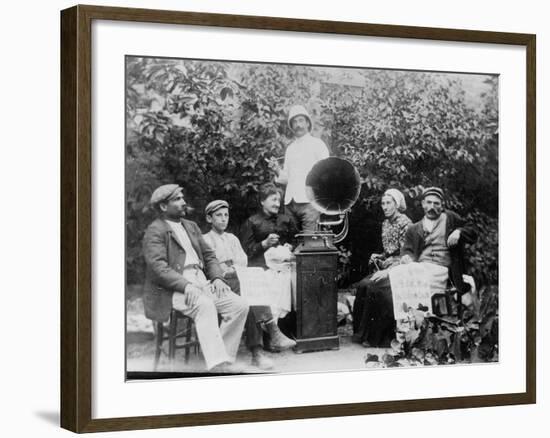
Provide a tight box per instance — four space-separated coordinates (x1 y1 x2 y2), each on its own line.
321 71 498 284
126 58 498 290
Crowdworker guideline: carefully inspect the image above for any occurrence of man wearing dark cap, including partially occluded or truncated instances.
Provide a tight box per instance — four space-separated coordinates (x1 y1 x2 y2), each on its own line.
399 186 477 296
142 184 249 373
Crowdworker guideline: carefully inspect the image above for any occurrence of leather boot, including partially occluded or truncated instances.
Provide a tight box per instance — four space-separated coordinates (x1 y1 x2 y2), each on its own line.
265 320 296 351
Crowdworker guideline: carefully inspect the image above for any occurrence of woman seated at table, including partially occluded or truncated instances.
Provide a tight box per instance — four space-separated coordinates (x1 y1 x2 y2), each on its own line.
240 183 298 339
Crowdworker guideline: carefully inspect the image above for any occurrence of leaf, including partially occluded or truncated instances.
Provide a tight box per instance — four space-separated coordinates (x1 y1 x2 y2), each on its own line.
365 354 379 363
220 87 234 101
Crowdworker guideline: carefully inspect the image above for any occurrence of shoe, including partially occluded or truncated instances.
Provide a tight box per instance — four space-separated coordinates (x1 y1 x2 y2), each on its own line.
209 361 245 374
265 320 296 351
251 349 274 370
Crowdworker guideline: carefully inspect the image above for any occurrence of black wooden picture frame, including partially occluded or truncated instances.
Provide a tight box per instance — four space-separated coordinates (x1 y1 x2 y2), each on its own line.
60 4 536 433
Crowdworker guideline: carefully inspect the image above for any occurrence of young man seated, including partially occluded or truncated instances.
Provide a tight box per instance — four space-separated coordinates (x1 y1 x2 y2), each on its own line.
203 200 296 371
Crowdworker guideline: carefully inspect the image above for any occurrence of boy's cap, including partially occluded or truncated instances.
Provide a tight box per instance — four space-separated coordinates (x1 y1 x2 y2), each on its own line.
205 200 229 216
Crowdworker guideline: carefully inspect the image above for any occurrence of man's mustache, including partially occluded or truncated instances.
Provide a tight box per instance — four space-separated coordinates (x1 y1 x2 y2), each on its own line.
142 204 194 214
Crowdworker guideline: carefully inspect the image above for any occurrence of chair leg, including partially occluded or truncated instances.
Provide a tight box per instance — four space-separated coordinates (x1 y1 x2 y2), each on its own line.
168 310 177 371
184 317 192 363
153 322 163 372
456 292 464 320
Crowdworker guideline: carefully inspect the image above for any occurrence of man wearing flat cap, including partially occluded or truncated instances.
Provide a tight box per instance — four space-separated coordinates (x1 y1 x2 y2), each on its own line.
142 184 249 373
398 186 477 296
202 200 247 276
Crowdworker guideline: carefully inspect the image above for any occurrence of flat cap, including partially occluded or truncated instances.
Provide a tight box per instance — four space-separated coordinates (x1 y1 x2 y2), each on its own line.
205 200 229 216
149 184 183 205
421 186 444 201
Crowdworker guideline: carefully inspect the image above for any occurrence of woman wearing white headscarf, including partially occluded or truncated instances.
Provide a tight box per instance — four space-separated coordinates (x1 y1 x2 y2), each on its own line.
371 188 411 269
352 189 412 347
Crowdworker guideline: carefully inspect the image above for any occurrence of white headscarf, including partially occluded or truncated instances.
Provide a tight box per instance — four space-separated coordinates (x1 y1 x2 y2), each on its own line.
384 188 407 213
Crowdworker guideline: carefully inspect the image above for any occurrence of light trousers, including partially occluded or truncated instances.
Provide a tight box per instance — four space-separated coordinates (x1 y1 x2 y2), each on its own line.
172 290 249 370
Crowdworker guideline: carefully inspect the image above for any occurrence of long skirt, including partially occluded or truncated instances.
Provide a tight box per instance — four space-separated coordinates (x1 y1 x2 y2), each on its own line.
352 273 395 347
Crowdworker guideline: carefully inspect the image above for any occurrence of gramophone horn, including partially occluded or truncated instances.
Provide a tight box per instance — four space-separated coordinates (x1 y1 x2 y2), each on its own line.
305 157 361 215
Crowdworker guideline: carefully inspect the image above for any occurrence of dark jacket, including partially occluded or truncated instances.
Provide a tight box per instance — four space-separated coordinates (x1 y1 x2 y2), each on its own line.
239 211 298 268
142 218 224 322
400 210 477 293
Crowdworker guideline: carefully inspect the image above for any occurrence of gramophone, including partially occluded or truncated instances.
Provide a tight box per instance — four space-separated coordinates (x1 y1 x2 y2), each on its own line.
293 157 361 353
296 157 361 251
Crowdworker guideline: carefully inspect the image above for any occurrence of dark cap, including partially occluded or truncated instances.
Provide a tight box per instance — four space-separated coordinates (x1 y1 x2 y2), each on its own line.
421 186 444 201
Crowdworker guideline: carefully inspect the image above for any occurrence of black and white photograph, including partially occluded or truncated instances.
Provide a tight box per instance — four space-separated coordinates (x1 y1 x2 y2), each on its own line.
125 56 499 379
2 0 545 434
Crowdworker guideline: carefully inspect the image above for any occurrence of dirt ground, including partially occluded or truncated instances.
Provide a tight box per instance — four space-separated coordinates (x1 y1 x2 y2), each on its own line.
126 292 389 375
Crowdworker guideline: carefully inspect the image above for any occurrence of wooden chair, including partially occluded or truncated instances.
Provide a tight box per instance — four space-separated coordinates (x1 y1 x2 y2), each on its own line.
153 309 199 371
431 276 476 320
